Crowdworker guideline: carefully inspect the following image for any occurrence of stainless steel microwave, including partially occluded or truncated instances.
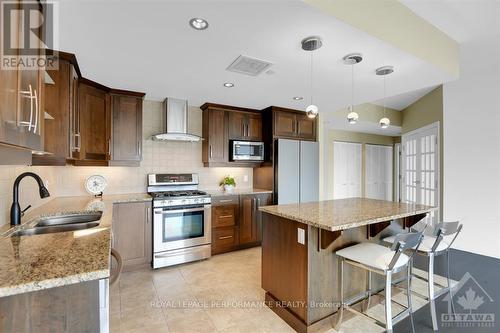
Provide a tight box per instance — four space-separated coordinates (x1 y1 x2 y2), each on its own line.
230 141 264 161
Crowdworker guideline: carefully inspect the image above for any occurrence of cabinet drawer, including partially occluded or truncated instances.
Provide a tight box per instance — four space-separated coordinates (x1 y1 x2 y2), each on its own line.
212 195 239 206
212 227 236 251
213 206 236 227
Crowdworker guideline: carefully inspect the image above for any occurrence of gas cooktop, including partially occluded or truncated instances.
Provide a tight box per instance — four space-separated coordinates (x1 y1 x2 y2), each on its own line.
150 190 208 199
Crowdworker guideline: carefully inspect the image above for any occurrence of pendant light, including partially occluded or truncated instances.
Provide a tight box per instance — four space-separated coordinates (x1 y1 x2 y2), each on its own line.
343 53 363 124
376 66 394 129
301 36 322 119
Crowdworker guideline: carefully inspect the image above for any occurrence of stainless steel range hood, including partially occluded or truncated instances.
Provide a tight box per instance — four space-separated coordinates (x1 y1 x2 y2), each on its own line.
152 98 202 142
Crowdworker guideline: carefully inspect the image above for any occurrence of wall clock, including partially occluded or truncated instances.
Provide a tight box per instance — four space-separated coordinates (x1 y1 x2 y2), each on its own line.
85 175 107 197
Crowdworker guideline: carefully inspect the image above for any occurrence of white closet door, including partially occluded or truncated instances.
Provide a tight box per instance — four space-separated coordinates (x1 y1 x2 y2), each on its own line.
365 144 393 200
402 123 439 224
333 141 362 199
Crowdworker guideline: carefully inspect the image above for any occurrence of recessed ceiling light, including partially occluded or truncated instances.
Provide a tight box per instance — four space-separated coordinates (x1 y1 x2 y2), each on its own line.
292 96 303 100
189 18 209 30
223 82 234 88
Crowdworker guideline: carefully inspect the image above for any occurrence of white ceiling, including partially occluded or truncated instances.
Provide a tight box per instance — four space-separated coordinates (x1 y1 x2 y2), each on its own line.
57 0 454 113
400 0 500 43
372 85 438 111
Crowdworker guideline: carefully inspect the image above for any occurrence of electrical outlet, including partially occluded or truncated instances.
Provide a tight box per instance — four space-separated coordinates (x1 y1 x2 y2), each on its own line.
243 175 248 183
297 228 305 245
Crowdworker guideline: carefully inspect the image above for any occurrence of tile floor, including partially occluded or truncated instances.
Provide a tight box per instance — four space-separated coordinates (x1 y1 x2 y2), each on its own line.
110 247 453 333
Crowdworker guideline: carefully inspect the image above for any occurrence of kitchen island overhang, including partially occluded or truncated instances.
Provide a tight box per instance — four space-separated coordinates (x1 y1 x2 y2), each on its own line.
259 198 437 333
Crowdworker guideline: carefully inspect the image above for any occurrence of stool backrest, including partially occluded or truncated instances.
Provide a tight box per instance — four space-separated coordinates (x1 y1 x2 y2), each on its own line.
432 221 462 252
388 232 424 270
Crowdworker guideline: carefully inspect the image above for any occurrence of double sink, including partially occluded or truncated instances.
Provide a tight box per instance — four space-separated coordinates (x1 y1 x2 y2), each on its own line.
9 212 103 237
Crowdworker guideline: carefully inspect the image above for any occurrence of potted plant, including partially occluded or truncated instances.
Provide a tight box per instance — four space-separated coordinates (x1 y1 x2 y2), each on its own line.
220 175 236 193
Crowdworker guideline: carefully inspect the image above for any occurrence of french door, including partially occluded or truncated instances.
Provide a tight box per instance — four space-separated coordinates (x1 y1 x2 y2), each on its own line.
365 144 393 200
333 141 362 199
402 123 440 224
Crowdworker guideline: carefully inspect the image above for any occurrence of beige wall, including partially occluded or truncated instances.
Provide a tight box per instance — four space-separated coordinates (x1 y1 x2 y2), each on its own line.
401 86 443 134
0 100 253 227
321 129 397 200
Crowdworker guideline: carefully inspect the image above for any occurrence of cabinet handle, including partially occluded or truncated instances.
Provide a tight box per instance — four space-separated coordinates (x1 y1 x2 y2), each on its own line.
219 215 233 219
219 235 233 240
295 121 299 134
253 197 257 211
33 88 39 134
219 199 233 203
19 84 34 130
137 141 141 156
74 133 81 151
209 145 212 158
146 206 151 224
108 139 111 157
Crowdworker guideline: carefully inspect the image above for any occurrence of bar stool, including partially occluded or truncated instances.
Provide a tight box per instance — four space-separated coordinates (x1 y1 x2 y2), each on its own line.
335 232 424 333
383 221 463 331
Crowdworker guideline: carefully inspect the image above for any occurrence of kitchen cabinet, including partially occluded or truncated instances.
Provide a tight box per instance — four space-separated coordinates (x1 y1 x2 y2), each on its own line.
228 111 262 141
112 201 152 270
202 106 228 166
211 195 239 255
239 193 273 245
77 80 111 162
0 0 44 159
73 79 144 166
110 94 143 165
210 192 272 255
32 52 80 165
201 103 263 167
263 106 317 141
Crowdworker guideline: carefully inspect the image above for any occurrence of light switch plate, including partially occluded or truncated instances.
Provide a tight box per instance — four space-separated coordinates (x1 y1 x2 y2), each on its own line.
297 228 305 245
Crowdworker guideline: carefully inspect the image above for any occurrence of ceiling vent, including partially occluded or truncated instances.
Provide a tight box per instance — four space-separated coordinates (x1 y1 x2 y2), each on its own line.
226 55 273 76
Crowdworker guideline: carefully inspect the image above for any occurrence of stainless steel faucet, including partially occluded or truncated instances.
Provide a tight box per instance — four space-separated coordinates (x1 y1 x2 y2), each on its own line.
10 172 50 226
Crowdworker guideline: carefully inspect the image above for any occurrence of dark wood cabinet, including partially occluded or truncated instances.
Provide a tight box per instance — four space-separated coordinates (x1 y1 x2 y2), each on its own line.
228 111 262 141
263 106 317 142
211 195 239 255
0 0 44 162
110 94 142 164
296 113 316 140
203 108 228 164
112 201 152 271
210 192 272 255
201 103 263 167
274 111 297 138
32 52 80 165
78 81 111 162
239 193 273 245
73 79 144 166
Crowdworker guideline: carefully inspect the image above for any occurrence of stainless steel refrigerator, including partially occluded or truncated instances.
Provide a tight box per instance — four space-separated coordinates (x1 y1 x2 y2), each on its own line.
274 139 319 204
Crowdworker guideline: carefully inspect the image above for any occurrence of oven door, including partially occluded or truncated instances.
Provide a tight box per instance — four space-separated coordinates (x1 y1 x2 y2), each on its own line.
153 205 211 252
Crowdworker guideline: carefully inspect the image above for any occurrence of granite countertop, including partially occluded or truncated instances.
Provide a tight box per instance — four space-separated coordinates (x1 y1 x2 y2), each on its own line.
204 188 273 197
0 193 151 297
259 198 437 232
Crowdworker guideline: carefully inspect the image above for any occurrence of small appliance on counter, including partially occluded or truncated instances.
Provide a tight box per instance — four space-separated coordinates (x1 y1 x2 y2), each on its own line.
147 173 211 269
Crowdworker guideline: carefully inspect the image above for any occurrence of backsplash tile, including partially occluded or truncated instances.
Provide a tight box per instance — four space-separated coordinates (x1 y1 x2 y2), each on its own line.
0 100 254 227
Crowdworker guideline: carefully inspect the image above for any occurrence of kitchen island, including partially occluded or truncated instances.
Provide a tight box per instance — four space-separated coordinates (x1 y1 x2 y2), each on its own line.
259 198 436 333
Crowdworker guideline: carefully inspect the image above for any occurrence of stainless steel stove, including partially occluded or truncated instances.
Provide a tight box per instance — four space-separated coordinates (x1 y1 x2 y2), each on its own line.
148 173 211 269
